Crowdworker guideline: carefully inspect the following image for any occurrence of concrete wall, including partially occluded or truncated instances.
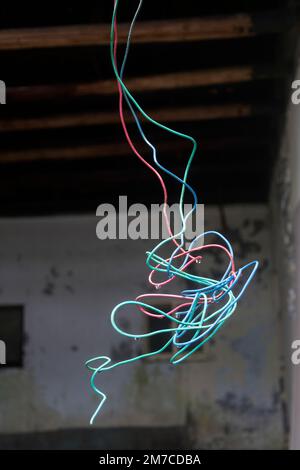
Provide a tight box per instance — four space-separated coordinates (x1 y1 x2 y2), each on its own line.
0 205 285 449
273 57 300 449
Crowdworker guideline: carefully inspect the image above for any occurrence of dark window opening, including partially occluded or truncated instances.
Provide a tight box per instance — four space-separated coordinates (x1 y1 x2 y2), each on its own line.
146 302 206 358
147 304 174 354
0 305 24 368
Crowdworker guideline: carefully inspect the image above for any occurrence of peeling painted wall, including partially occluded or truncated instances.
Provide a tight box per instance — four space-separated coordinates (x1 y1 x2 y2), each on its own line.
0 206 285 449
272 56 300 449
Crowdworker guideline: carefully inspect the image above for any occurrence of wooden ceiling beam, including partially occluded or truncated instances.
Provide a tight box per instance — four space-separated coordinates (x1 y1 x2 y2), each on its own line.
0 136 268 164
0 103 272 132
8 66 279 103
0 143 131 163
0 11 291 51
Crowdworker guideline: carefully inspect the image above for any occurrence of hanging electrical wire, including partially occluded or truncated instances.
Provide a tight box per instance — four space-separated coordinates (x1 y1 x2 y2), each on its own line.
86 0 259 424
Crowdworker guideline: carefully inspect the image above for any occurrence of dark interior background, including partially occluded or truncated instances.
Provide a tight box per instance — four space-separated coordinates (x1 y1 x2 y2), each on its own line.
0 0 299 214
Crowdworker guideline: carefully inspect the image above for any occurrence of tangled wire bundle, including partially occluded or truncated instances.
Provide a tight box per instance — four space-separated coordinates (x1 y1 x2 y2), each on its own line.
86 0 259 424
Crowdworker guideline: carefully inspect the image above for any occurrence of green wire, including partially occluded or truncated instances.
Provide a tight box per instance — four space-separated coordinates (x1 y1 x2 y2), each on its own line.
111 0 199 271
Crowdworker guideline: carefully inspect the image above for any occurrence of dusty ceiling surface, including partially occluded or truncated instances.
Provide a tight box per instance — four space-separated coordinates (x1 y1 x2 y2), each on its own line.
0 0 299 214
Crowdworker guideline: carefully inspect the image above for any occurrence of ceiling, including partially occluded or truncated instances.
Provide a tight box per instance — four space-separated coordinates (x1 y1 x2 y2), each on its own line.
0 0 299 215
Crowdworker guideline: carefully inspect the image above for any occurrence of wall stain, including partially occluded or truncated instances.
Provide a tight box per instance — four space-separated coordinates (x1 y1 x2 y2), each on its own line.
219 206 261 259
216 392 278 417
42 281 55 296
111 341 134 361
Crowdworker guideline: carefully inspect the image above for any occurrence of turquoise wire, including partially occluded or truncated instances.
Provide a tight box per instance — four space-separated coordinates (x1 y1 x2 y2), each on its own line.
119 0 198 277
111 0 198 274
85 0 259 423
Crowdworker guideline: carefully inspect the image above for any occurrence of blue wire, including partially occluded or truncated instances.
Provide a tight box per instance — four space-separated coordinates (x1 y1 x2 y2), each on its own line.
85 0 259 423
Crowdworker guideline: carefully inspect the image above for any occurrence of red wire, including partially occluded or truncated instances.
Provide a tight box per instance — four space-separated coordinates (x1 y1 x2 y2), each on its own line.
112 4 236 318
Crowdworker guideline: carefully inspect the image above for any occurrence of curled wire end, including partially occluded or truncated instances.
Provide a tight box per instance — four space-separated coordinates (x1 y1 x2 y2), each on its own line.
86 230 258 423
